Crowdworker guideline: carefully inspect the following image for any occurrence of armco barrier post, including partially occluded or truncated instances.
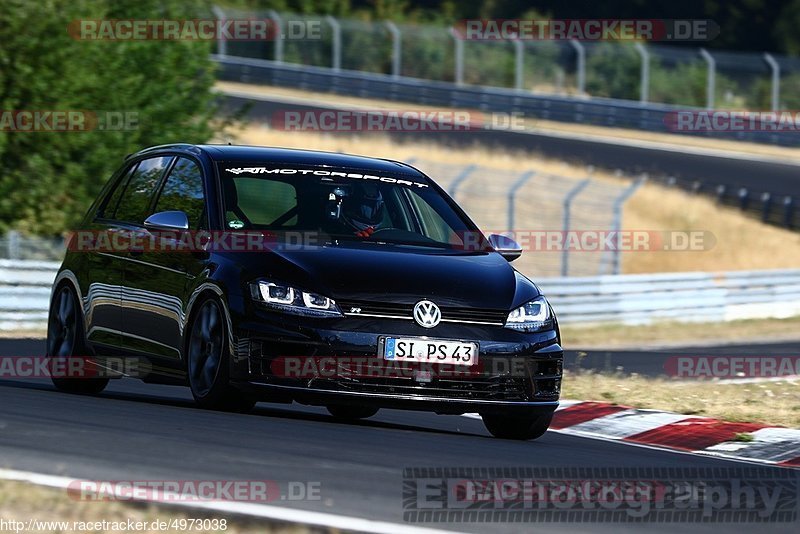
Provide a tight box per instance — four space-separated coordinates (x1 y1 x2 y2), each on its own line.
385 21 401 78
507 171 536 232
560 178 592 277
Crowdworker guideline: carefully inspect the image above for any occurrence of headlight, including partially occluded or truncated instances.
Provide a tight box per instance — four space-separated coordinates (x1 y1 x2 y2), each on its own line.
505 296 552 332
250 281 342 317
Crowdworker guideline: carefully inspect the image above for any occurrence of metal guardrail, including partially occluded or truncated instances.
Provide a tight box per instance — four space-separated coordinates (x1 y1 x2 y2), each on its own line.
213 54 800 147
2 261 797 330
539 269 800 325
0 260 57 330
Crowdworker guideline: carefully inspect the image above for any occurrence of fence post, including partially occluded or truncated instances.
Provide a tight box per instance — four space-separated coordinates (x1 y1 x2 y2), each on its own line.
633 43 649 103
447 164 476 199
507 171 536 231
561 178 591 277
513 39 524 90
266 10 283 63
761 192 772 223
569 39 585 95
610 177 645 275
763 53 780 111
699 48 715 109
738 187 749 211
784 196 794 229
385 21 401 78
449 27 464 85
325 16 341 71
7 231 20 260
212 6 227 57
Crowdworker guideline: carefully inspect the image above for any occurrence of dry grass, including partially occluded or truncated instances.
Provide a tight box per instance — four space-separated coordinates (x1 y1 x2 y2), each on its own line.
621 183 800 273
562 315 800 349
563 372 800 428
217 81 800 161
0 479 309 533
225 124 800 275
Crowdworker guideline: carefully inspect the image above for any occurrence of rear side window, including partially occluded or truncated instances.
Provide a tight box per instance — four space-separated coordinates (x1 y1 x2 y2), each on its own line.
154 158 206 229
108 156 173 224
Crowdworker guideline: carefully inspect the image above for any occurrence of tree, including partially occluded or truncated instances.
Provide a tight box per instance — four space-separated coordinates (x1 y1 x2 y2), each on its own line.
0 0 219 235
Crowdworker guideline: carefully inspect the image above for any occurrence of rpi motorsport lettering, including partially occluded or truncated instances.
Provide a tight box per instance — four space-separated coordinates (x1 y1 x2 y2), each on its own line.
280 110 472 131
224 167 429 188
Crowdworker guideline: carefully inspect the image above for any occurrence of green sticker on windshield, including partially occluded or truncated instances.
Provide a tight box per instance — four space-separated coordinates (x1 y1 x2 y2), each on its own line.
228 220 244 229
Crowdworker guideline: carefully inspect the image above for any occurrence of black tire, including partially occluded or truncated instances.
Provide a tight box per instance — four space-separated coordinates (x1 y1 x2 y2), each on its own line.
481 412 553 440
326 405 379 421
186 297 256 413
46 285 109 395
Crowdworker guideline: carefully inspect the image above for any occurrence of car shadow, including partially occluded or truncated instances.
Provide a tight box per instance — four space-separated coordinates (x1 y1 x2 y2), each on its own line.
0 378 488 439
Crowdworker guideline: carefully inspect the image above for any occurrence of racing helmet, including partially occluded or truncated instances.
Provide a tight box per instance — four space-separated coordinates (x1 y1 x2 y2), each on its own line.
342 184 385 231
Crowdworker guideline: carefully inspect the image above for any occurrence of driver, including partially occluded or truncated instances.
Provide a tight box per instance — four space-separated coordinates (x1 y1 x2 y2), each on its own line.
341 184 386 237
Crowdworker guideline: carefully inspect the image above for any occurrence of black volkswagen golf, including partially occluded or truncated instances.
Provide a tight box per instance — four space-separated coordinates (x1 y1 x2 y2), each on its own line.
48 144 563 440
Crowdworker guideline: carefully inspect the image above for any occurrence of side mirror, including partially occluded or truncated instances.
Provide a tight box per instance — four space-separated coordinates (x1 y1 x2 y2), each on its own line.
144 210 189 231
488 233 522 262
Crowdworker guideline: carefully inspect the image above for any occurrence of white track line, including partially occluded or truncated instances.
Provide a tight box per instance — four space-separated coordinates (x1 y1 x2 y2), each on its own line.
0 468 458 534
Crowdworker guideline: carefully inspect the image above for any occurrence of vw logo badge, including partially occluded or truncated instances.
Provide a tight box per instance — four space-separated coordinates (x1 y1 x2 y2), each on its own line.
413 300 441 328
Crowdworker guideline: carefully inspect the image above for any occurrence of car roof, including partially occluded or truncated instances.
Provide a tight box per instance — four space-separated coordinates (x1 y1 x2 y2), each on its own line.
131 143 426 177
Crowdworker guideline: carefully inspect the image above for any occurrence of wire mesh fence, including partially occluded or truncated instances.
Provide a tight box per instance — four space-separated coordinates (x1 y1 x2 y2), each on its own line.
216 7 800 111
411 159 638 278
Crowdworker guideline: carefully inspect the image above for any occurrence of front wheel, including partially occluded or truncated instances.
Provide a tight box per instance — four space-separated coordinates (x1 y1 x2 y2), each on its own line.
481 412 553 440
326 405 379 421
47 285 108 395
187 297 255 413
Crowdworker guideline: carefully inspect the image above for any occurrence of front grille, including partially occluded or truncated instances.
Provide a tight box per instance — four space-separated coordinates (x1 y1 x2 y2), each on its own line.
338 299 507 325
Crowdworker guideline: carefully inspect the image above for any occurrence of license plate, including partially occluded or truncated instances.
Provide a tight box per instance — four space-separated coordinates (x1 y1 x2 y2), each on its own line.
383 337 478 365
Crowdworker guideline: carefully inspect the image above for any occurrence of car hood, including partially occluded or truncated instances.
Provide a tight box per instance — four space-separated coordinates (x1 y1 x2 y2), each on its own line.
236 242 529 310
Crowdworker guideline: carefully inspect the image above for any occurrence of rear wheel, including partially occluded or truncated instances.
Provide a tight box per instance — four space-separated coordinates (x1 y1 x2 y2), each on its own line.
187 297 255 413
326 405 379 421
46 285 108 395
481 412 553 440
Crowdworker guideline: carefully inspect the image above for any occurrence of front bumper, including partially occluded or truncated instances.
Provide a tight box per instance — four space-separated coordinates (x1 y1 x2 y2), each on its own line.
228 306 563 415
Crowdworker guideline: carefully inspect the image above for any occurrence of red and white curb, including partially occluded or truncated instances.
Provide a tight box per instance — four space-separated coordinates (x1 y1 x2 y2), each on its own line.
547 401 800 467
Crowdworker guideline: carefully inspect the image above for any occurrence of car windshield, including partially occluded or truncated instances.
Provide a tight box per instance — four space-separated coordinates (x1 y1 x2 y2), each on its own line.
218 164 480 249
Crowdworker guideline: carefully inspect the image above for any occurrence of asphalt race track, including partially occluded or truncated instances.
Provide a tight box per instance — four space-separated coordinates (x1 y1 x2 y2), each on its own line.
0 339 797 533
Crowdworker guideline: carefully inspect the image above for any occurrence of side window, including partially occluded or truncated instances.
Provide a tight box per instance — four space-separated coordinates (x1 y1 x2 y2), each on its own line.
154 158 206 229
406 189 460 244
97 163 137 219
111 156 173 224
